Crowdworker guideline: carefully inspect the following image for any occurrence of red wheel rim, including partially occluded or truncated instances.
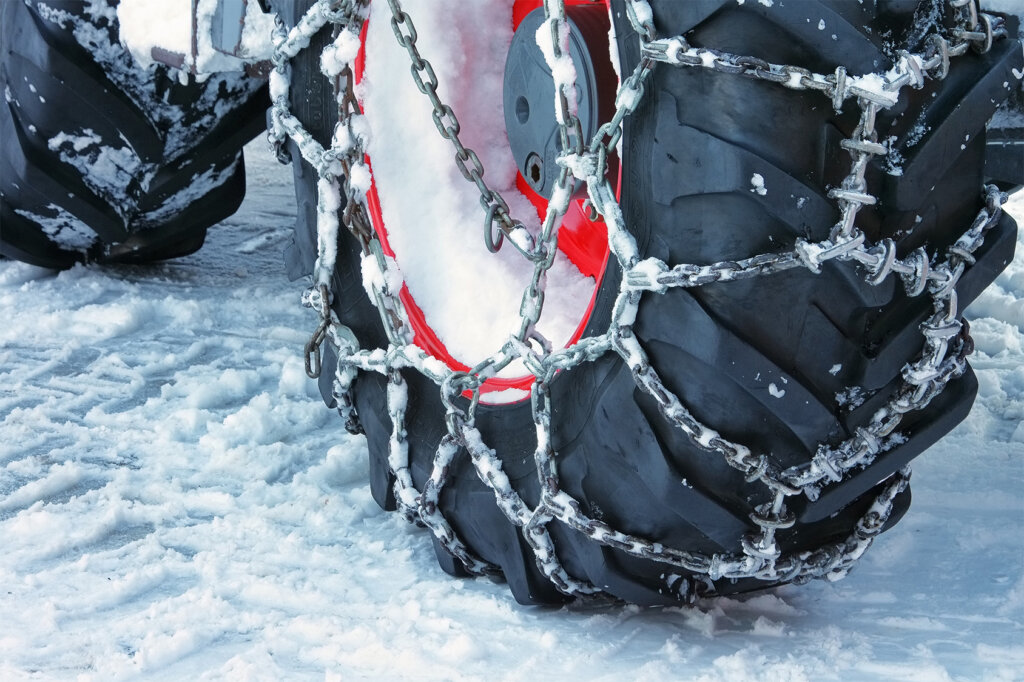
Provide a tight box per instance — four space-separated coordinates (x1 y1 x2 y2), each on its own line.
356 0 618 402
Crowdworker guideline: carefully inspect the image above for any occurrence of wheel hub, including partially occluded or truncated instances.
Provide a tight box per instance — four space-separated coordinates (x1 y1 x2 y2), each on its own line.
503 6 615 198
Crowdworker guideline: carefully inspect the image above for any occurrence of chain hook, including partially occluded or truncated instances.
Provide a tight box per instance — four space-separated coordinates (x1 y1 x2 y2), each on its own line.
483 203 505 254
304 284 333 379
304 318 329 378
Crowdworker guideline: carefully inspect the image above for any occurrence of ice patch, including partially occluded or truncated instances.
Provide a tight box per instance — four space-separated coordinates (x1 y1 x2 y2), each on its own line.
14 204 98 251
140 159 239 227
48 129 152 218
836 386 867 409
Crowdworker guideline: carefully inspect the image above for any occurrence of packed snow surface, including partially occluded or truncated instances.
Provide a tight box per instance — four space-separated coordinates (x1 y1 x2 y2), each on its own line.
0 140 1022 680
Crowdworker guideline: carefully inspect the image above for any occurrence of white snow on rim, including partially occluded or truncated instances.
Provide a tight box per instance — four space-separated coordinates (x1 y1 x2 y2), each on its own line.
360 0 596 375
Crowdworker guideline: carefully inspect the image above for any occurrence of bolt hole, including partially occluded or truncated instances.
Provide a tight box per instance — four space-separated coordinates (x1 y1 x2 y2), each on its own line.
516 96 530 124
525 153 543 190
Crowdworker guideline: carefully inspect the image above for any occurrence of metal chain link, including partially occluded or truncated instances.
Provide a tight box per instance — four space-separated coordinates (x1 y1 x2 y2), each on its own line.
384 0 542 263
273 0 1011 601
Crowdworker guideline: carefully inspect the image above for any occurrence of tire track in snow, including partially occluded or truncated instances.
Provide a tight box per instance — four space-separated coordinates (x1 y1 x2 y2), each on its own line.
0 140 1020 680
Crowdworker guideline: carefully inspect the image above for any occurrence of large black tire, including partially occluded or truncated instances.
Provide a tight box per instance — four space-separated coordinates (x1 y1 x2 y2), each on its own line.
286 1 1021 605
0 0 269 268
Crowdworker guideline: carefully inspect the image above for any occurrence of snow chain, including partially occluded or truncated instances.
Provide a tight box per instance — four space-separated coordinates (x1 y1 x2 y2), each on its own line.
269 0 1010 601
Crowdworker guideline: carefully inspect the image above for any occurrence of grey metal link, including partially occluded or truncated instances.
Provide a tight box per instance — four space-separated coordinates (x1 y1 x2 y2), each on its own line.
385 0 541 263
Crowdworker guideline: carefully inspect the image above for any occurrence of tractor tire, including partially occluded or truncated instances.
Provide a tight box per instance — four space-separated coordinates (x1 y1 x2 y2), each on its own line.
0 0 268 269
285 1 1022 605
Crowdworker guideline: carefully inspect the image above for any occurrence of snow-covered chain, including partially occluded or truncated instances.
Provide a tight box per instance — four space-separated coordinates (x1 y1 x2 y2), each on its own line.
275 0 1009 602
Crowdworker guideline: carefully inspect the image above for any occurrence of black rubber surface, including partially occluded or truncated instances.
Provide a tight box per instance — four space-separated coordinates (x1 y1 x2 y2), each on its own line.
1 0 268 268
287 1 1021 606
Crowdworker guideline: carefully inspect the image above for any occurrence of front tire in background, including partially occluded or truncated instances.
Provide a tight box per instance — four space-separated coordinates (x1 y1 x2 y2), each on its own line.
0 0 269 268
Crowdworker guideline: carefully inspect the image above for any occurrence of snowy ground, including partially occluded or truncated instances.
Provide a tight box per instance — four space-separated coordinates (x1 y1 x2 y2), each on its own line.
1 139 1021 681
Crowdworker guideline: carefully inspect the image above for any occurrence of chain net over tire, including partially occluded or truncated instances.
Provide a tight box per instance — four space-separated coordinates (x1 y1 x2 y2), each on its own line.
268 0 1015 601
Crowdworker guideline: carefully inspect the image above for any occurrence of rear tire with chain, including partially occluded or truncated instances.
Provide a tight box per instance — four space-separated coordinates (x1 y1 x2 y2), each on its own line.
0 0 268 268
286 1 1021 605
